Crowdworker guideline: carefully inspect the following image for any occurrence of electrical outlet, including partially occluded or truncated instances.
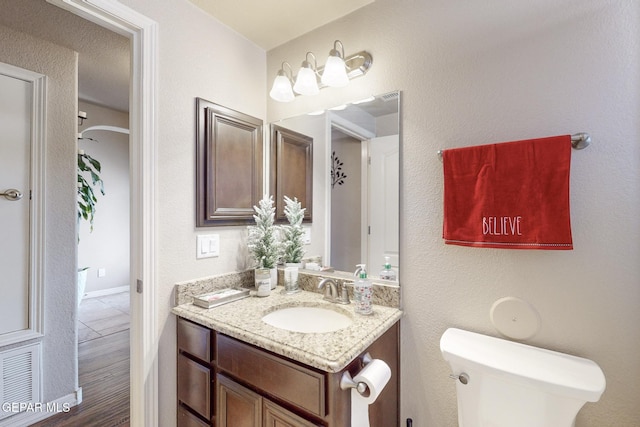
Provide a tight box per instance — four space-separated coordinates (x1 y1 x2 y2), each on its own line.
97 268 106 278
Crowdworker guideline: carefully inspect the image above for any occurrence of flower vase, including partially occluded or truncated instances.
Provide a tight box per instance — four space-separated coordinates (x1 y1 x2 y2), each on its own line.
284 263 301 294
255 268 271 297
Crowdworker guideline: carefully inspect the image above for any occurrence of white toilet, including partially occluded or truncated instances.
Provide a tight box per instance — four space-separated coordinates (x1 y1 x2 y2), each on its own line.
440 328 606 427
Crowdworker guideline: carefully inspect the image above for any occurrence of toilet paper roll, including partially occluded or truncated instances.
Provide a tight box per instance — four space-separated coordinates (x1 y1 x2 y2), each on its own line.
351 359 392 427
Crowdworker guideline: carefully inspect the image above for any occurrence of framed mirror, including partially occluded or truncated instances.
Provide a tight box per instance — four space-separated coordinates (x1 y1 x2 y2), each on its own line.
270 91 400 281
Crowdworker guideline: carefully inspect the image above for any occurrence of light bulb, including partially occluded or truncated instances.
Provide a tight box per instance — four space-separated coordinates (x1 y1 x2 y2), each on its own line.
321 54 349 87
269 73 294 102
293 66 319 96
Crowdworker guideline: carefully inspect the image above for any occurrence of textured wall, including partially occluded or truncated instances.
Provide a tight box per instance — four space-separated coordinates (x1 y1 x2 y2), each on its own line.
268 0 640 425
117 0 267 424
0 25 78 402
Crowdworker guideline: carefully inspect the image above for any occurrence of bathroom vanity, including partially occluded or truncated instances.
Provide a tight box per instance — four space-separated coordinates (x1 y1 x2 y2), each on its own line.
173 288 401 427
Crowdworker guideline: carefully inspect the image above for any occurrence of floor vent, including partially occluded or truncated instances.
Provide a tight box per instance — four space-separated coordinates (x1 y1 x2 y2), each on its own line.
0 343 41 420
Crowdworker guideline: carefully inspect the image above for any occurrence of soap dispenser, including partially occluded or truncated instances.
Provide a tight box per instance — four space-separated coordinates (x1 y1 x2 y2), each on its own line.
354 264 373 315
379 256 397 281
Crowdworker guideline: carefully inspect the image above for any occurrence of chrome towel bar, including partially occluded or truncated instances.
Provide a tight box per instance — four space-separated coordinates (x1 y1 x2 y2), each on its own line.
437 132 591 160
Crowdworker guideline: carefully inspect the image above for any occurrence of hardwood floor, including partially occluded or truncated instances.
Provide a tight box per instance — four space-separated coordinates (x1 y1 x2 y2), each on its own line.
30 292 130 427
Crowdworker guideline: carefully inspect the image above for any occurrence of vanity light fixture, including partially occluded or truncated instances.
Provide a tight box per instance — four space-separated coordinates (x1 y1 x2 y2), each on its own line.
269 40 373 102
269 62 295 102
293 52 320 96
321 40 349 87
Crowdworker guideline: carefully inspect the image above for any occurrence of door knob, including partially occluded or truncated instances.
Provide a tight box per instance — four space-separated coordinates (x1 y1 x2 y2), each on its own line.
1 189 23 201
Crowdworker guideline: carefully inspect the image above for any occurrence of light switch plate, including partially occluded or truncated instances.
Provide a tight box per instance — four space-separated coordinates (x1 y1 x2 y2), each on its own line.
197 234 220 259
302 226 311 245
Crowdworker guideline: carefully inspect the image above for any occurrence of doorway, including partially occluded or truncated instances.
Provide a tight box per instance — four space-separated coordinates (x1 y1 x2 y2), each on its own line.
77 103 131 329
76 104 132 425
329 128 400 275
330 129 364 271
0 0 156 424
46 1 159 426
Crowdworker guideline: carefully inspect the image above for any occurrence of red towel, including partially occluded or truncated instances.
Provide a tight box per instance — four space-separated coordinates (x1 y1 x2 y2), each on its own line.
442 135 573 249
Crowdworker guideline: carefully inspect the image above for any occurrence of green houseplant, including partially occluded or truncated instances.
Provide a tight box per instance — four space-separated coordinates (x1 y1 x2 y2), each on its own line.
76 149 104 306
77 150 104 231
281 196 306 265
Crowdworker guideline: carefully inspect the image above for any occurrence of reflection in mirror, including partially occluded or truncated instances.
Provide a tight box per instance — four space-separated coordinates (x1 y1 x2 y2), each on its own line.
271 91 400 282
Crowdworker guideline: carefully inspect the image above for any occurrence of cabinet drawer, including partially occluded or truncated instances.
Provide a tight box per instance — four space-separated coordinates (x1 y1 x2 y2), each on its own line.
178 317 212 362
177 354 211 420
217 334 326 417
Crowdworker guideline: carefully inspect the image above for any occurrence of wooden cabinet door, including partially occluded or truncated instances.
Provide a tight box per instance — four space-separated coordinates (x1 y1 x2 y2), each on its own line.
178 404 210 427
263 399 321 427
217 374 261 427
270 125 313 223
196 98 263 226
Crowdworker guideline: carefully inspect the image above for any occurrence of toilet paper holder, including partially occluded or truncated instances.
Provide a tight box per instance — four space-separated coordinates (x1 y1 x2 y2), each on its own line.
340 352 373 396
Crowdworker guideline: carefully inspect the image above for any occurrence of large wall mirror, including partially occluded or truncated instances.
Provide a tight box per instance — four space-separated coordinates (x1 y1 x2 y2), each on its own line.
271 91 400 282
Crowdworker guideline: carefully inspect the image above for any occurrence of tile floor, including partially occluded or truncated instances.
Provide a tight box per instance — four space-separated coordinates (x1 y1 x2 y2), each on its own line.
78 291 130 343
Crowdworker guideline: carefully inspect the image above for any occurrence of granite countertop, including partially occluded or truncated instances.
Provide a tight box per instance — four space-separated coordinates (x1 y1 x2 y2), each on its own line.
172 287 402 373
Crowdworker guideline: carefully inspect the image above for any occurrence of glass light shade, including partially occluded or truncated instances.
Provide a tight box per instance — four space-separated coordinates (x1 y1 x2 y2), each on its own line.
293 67 319 96
321 55 349 87
269 74 295 102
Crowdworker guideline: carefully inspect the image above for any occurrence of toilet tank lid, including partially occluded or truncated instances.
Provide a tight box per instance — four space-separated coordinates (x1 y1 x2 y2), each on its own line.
440 328 606 402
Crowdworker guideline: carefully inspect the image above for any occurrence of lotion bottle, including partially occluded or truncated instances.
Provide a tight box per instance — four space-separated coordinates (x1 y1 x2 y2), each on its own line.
354 264 373 315
379 256 397 281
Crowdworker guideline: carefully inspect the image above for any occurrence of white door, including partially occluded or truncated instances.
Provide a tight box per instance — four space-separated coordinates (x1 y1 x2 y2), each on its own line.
0 62 45 346
0 71 31 336
368 135 400 275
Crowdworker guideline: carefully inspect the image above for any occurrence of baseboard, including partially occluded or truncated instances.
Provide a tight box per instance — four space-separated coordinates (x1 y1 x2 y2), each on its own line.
83 285 129 299
0 388 82 426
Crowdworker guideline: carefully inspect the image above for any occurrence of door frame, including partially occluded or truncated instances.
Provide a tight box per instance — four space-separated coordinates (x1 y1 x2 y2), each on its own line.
0 62 46 347
326 113 375 269
46 1 158 425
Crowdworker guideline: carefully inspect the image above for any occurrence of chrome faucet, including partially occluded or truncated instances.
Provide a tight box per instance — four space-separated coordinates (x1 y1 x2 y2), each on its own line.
318 278 350 305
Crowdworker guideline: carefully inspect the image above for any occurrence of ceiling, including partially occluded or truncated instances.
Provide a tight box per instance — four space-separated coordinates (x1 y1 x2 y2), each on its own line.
187 0 374 50
0 0 131 112
0 0 374 113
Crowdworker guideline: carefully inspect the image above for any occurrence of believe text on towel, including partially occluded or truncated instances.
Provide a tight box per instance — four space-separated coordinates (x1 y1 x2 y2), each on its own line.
482 216 522 236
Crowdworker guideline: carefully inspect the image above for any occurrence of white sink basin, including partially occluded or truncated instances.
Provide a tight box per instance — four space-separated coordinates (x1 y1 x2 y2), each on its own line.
262 306 352 333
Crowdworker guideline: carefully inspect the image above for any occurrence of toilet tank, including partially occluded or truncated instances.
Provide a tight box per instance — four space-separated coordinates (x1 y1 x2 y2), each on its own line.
440 328 606 427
